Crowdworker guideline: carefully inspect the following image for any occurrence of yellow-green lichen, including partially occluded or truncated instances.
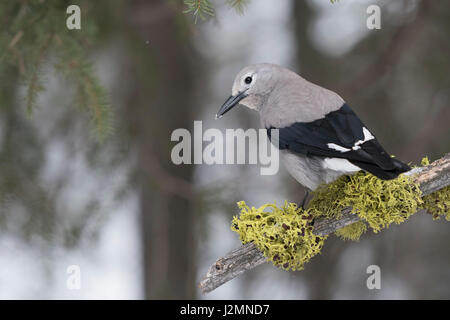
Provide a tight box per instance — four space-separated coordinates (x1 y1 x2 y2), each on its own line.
308 172 423 233
231 201 326 271
423 185 450 221
334 221 367 241
232 156 450 270
420 156 450 220
421 156 430 166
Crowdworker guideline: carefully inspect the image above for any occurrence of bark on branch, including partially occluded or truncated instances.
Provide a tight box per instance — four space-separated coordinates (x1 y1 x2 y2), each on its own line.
199 153 450 294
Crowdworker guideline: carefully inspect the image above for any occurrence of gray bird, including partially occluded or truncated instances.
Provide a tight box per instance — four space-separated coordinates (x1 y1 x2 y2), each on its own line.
216 63 410 202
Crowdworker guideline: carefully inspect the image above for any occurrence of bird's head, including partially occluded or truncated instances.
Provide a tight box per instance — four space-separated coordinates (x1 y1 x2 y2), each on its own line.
216 63 286 119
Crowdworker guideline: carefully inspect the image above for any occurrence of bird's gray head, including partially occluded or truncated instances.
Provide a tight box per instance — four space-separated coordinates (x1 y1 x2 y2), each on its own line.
216 63 291 119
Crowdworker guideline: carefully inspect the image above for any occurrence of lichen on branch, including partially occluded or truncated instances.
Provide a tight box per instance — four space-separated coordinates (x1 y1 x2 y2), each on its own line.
231 201 326 271
309 171 423 235
231 159 450 271
423 185 450 221
421 157 450 221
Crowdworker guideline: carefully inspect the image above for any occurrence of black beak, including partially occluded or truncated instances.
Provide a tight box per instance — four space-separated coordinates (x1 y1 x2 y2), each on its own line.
216 90 248 119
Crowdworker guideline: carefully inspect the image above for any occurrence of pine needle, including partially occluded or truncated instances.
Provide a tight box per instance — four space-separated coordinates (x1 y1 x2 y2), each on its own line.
227 0 250 15
183 0 215 23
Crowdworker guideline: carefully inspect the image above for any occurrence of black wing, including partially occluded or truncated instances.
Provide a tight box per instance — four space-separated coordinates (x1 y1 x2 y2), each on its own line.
267 104 410 179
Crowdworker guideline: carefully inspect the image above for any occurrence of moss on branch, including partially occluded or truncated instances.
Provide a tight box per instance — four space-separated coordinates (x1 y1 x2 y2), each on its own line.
231 201 326 271
231 157 450 270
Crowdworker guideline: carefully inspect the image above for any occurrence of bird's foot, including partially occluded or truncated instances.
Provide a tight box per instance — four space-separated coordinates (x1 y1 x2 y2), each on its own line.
299 189 310 210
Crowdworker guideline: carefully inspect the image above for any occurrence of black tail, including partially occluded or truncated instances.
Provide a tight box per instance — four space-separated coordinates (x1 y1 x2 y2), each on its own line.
350 157 411 180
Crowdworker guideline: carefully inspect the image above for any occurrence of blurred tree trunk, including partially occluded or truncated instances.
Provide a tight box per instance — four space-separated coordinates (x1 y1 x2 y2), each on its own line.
293 1 340 87
125 0 197 299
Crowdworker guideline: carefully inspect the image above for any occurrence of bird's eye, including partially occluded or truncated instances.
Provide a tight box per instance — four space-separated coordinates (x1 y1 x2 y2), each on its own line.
244 76 252 84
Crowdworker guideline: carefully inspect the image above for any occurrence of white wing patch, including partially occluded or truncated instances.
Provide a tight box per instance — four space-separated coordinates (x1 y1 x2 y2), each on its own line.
327 143 351 152
352 127 375 150
363 127 375 140
327 127 375 153
322 158 361 172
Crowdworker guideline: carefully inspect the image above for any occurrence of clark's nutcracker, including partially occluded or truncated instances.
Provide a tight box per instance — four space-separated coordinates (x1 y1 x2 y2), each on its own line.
216 63 410 198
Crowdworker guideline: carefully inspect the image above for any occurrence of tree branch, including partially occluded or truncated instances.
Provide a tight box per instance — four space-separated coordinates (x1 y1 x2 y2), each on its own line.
199 153 450 294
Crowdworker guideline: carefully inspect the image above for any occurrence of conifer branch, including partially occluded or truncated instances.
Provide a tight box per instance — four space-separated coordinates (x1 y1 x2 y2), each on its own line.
227 0 250 15
0 2 113 141
54 34 113 141
183 0 338 22
183 0 215 23
26 33 53 115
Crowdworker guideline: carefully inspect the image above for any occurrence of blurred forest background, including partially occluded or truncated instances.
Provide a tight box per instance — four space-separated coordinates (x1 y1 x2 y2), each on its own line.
0 0 449 299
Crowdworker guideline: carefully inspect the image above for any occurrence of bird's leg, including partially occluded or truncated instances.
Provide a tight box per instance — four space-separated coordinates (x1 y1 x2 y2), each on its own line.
299 189 310 210
299 189 316 226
